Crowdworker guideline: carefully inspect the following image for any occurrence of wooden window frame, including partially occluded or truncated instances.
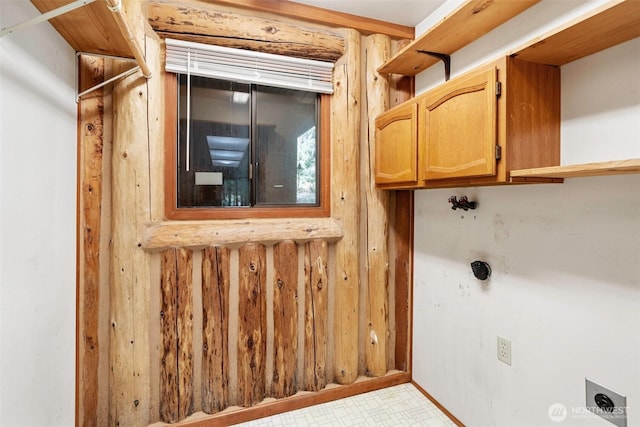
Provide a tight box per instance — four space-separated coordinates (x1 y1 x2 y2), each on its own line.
164 73 331 220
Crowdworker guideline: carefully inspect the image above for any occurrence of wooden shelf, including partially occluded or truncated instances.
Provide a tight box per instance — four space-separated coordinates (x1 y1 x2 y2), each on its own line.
30 0 151 77
377 0 540 76
510 159 640 180
511 0 640 66
31 0 131 58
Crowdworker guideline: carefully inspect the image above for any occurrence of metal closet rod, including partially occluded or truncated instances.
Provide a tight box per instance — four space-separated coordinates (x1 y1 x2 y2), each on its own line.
75 52 140 102
0 0 96 38
1 0 151 79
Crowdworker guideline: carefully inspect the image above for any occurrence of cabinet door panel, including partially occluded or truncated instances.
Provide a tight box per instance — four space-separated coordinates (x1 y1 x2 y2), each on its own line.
421 67 497 181
375 102 418 185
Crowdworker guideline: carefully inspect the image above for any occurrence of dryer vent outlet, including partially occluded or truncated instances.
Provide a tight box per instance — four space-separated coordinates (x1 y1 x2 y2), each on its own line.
585 378 626 427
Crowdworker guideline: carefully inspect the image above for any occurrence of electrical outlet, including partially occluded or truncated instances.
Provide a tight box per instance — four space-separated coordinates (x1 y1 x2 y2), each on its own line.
586 378 627 427
497 336 511 365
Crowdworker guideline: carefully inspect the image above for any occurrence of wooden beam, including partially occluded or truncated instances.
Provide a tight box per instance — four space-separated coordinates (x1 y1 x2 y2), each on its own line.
142 218 344 251
109 62 152 427
160 249 179 423
205 0 415 40
272 241 299 398
331 29 361 385
177 248 195 419
237 244 267 407
202 246 231 414
363 34 391 378
77 54 104 427
303 240 328 391
147 0 345 62
393 191 413 372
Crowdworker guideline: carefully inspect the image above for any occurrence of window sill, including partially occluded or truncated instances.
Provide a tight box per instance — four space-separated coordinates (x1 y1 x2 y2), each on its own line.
141 217 344 251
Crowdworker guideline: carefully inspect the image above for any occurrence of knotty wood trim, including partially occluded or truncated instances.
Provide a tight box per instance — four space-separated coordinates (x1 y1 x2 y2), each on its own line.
303 240 328 391
411 380 466 427
176 372 411 426
206 0 415 40
148 0 344 62
163 74 331 220
363 34 391 378
331 29 361 386
177 248 195 419
160 249 180 422
142 218 343 250
77 54 105 427
202 246 231 414
237 244 267 407
393 191 413 372
159 248 195 421
272 241 299 398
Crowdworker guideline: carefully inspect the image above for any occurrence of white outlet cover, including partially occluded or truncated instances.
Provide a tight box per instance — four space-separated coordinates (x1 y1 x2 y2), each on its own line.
585 378 627 427
497 336 511 366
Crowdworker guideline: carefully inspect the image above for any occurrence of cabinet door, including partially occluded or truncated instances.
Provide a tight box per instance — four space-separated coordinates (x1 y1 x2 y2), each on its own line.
420 67 498 181
375 102 418 186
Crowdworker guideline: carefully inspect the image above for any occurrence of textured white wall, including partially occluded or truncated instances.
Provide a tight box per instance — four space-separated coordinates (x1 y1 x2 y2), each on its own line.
0 2 77 426
412 1 640 426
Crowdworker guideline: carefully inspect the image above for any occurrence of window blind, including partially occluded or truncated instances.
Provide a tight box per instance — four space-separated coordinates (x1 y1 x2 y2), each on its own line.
165 38 334 94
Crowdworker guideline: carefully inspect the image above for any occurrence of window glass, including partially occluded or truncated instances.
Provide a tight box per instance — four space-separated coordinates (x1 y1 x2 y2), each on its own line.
177 76 319 208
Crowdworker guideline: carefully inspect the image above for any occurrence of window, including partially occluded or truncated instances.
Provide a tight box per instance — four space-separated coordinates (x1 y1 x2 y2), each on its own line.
164 40 332 220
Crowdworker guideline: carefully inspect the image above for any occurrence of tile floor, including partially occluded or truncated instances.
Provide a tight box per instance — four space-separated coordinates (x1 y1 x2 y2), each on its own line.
233 383 457 426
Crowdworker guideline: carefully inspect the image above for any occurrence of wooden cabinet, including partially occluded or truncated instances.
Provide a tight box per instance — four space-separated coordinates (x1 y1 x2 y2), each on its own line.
419 67 498 181
374 102 418 186
375 56 561 189
377 0 640 185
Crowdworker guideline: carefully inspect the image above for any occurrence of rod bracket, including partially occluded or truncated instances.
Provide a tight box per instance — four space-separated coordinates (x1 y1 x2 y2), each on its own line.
417 50 451 81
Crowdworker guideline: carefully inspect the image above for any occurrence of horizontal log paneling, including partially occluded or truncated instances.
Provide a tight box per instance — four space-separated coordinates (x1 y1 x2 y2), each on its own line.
142 218 344 250
206 0 415 39
202 246 231 414
147 0 345 62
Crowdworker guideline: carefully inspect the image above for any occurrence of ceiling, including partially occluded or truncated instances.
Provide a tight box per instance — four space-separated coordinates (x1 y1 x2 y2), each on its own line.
292 0 445 27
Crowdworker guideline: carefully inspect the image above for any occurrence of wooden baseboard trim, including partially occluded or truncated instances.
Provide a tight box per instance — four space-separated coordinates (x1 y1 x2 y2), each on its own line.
411 380 465 427
177 371 411 426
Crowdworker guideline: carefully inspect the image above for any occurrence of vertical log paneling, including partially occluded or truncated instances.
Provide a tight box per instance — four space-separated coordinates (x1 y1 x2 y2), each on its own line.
160 249 179 422
304 240 329 391
202 246 230 413
109 3 151 425
238 244 267 407
272 241 299 398
389 39 414 373
394 191 413 371
78 54 104 427
160 248 194 422
177 248 194 418
364 34 391 377
331 28 361 385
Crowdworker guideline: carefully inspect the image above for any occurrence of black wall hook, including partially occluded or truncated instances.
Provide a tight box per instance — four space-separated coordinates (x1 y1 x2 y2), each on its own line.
448 196 477 211
471 261 491 280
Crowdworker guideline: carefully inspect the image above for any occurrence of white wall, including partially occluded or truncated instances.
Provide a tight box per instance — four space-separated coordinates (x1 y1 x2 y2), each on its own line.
412 1 640 426
0 2 77 426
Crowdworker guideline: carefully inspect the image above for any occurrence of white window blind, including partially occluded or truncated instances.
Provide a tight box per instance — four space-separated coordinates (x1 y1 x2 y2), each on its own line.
165 38 334 94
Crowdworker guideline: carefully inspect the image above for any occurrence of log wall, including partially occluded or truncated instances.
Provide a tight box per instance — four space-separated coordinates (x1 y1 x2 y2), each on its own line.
76 2 414 425
154 240 336 422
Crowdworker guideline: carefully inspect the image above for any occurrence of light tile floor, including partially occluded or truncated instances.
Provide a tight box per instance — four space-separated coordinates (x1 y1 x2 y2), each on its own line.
233 383 457 426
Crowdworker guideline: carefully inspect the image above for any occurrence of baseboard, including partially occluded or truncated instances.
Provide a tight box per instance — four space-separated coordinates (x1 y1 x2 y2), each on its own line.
411 380 465 427
176 371 412 426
